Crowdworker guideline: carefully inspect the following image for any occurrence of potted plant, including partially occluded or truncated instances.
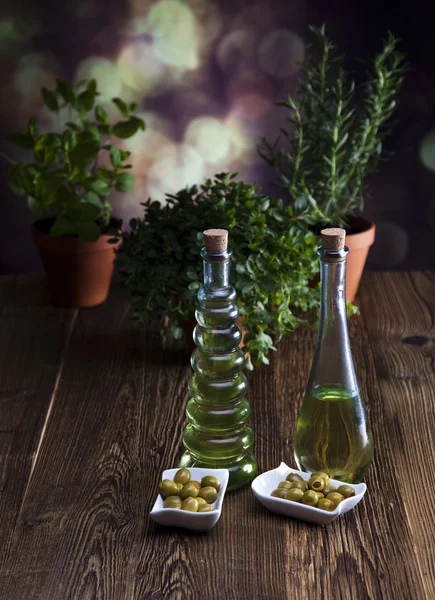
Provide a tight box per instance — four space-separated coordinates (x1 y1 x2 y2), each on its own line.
4 79 146 307
259 26 407 300
115 173 320 369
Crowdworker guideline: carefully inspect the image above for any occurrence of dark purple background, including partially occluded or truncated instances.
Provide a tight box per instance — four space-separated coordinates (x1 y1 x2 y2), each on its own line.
1 0 435 273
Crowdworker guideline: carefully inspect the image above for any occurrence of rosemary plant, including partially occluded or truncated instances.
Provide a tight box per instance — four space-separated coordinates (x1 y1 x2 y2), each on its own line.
259 25 407 229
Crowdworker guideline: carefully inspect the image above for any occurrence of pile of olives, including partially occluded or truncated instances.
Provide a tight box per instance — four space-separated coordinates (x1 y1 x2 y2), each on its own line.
270 471 355 511
159 468 221 513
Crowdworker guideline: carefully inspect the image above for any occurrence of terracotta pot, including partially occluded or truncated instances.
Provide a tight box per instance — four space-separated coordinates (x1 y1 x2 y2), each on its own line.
182 314 246 353
32 219 122 308
345 216 376 302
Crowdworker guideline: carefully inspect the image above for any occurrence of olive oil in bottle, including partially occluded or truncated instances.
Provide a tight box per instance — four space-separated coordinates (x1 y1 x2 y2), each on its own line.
294 228 374 483
180 229 257 490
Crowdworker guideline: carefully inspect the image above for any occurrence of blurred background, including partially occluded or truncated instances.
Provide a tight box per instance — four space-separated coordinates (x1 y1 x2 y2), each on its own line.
1 0 434 273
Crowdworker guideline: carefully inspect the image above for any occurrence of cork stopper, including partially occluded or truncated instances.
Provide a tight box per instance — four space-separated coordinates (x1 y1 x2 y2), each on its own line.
203 229 228 253
321 228 346 252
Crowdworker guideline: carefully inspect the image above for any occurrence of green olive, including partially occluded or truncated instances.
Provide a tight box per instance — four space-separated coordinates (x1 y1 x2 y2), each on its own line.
196 497 207 506
278 481 293 490
164 495 182 509
312 471 330 484
271 488 288 499
198 503 213 512
301 490 319 506
173 468 190 485
191 480 201 491
201 475 221 492
179 482 199 500
198 486 218 503
326 492 344 508
291 480 308 491
181 497 199 512
175 483 183 493
323 484 337 496
315 492 324 500
159 479 179 499
286 472 303 483
285 488 304 502
317 498 335 512
337 484 355 498
308 476 325 491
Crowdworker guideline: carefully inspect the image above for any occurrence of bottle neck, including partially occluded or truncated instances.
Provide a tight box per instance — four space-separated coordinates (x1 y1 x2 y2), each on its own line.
202 248 231 288
307 248 358 395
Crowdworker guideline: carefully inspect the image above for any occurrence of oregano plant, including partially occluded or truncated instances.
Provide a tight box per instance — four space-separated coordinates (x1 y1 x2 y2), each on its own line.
115 173 320 369
4 79 146 240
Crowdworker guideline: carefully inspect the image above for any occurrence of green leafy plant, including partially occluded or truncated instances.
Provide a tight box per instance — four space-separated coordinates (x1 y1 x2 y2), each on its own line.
116 173 320 369
4 79 146 240
259 25 407 229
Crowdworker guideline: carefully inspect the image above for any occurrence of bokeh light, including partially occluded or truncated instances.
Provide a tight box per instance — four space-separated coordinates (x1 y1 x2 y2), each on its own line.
258 30 305 78
147 0 200 70
76 57 124 101
124 112 174 175
419 129 435 172
216 29 257 75
148 143 204 199
185 117 231 164
227 70 273 120
117 41 166 97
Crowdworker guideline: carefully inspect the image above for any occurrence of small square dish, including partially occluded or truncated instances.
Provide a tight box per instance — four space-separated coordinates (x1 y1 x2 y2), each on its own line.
150 467 229 532
251 462 367 525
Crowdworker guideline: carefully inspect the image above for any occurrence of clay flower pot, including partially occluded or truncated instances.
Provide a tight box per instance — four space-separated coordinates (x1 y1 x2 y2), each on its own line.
345 216 376 302
32 218 122 308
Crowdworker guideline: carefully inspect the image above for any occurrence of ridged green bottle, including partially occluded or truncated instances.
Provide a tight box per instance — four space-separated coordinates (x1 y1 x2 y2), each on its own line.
180 229 257 490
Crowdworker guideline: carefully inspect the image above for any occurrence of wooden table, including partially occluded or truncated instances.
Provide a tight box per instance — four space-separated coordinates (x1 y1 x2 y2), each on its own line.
0 272 434 600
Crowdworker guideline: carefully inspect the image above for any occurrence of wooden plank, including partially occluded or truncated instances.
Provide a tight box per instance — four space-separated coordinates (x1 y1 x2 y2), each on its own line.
0 276 76 571
265 318 426 600
0 290 189 600
0 272 433 600
360 271 435 599
133 352 289 600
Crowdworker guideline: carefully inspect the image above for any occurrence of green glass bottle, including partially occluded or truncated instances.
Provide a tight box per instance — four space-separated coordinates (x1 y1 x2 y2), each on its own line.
294 228 374 483
180 228 257 490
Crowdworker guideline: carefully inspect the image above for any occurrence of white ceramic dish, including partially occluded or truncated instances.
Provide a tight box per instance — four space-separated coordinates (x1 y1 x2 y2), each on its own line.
150 467 229 532
251 462 367 525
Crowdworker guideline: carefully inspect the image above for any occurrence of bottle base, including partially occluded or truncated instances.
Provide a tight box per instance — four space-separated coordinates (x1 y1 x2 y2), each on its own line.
179 452 257 491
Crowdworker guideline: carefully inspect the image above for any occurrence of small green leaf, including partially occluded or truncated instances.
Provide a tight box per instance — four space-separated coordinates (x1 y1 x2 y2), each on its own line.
77 89 95 112
56 79 75 103
84 190 102 206
76 221 101 241
129 102 137 112
67 201 102 223
41 87 59 111
66 122 80 132
112 97 129 117
113 117 145 139
5 133 34 150
27 119 38 140
7 163 25 194
69 138 99 171
109 145 122 167
88 179 111 196
95 105 108 123
115 172 135 192
27 196 44 215
50 216 77 237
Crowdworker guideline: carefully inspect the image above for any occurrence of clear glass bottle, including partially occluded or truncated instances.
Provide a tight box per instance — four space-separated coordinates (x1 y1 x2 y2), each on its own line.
180 229 257 490
294 228 374 483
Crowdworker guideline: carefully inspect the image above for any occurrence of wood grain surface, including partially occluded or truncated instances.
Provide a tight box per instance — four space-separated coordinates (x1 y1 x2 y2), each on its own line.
0 272 434 600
